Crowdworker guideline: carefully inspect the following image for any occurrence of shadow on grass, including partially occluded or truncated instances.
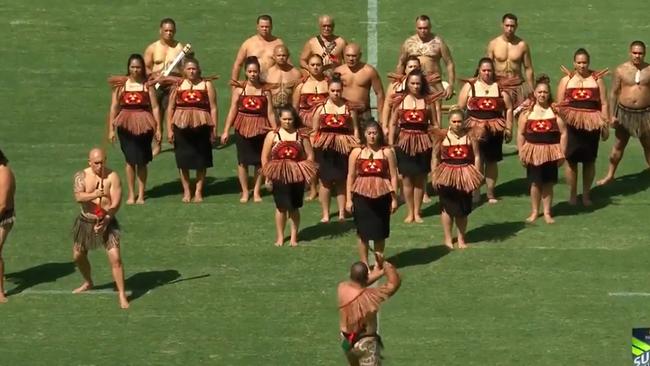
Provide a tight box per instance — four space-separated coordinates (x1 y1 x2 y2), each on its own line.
386 245 450 269
95 270 209 302
466 221 526 243
495 177 529 198
420 201 441 218
5 262 76 296
147 176 240 199
299 220 356 242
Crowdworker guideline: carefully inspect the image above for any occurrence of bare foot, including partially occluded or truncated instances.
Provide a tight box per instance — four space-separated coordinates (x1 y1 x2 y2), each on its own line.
444 241 454 249
414 216 424 224
253 195 263 203
239 194 249 203
0 294 7 303
422 194 431 203
126 197 135 205
274 241 284 247
596 175 614 186
543 214 555 224
526 212 538 223
73 282 93 294
193 195 203 203
289 241 298 247
338 215 346 222
152 143 161 157
182 195 191 203
487 197 499 204
119 294 130 309
320 215 330 223
457 240 468 249
582 197 593 207
135 197 145 205
403 215 414 224
305 193 318 201
568 196 577 205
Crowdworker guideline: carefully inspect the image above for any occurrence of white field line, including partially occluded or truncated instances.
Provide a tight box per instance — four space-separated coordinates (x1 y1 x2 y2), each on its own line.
608 292 650 297
367 0 379 119
15 289 136 296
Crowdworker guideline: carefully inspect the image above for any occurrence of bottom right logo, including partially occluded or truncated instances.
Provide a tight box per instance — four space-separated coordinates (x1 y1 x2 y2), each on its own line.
633 328 650 366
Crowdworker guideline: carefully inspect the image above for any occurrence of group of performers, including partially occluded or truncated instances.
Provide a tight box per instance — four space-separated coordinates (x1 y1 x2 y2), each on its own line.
1 11 650 366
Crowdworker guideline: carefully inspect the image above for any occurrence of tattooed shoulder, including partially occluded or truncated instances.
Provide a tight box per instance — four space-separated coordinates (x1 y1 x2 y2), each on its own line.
73 170 86 192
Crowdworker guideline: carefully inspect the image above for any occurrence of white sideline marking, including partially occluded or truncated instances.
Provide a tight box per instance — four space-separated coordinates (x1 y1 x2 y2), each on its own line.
367 0 379 119
608 292 650 297
15 289 136 296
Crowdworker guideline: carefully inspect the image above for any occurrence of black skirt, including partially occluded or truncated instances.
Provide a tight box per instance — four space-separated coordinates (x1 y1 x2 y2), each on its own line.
173 125 213 169
315 148 348 182
352 193 391 242
117 128 153 166
479 131 504 163
235 131 265 166
438 185 472 217
395 147 432 176
566 126 599 163
527 161 558 184
272 181 305 210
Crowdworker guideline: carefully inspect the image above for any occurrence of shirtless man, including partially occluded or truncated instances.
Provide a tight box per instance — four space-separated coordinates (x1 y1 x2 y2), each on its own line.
144 18 188 156
72 148 128 309
598 41 650 184
334 43 385 129
338 255 401 366
486 13 534 110
299 15 347 75
264 45 303 108
0 149 15 303
231 15 285 81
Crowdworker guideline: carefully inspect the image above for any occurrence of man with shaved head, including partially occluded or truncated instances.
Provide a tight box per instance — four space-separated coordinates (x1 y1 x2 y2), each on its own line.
72 148 129 309
338 255 401 365
334 43 385 129
231 15 285 81
0 148 15 303
300 15 347 75
264 45 303 108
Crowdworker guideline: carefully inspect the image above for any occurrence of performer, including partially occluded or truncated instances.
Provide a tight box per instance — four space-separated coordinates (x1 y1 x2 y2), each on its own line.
431 107 483 249
458 58 513 203
486 13 535 110
264 45 303 108
382 56 424 135
107 54 161 205
144 18 188 156
72 148 129 309
222 56 277 203
0 148 15 303
346 122 398 265
598 41 650 185
517 75 567 223
261 106 317 247
334 44 385 130
338 256 401 366
299 15 347 75
388 70 440 223
292 54 329 200
556 48 609 206
231 15 285 80
166 58 218 203
311 76 359 222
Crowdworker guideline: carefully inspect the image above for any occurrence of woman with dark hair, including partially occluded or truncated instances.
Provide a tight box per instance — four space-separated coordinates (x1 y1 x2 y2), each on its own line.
222 56 277 203
311 75 359 222
556 48 609 206
431 107 483 249
458 57 513 203
166 58 218 203
261 106 317 247
517 75 567 223
346 122 398 265
107 54 161 204
388 69 440 223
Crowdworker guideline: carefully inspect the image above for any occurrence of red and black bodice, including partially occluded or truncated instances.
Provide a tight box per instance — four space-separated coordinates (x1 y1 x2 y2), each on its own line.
356 156 389 178
120 87 151 110
176 87 210 111
238 88 268 115
318 105 352 133
467 82 505 119
440 138 474 166
564 86 601 110
298 93 329 111
398 107 429 132
524 117 560 144
271 140 302 161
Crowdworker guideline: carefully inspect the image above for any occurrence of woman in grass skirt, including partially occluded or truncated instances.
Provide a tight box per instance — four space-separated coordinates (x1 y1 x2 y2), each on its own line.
517 75 567 224
222 56 277 203
311 75 359 222
166 58 218 203
346 122 398 266
108 54 161 204
556 48 609 206
292 53 329 200
458 58 513 204
261 106 317 247
431 107 483 249
388 69 441 224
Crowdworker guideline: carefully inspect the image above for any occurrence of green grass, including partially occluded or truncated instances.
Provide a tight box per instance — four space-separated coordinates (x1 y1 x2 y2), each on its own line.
1 0 650 365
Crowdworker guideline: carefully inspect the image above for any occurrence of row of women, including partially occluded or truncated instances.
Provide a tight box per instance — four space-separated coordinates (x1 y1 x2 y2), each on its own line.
106 47 610 258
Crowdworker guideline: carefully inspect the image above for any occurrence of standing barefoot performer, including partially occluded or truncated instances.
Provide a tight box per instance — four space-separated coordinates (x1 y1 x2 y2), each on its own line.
0 148 15 303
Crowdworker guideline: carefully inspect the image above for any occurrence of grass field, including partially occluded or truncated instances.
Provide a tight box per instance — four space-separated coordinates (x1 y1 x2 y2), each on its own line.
1 0 650 365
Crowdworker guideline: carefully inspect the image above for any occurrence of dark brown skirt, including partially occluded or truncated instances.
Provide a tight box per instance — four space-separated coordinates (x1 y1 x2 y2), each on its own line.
72 215 120 251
